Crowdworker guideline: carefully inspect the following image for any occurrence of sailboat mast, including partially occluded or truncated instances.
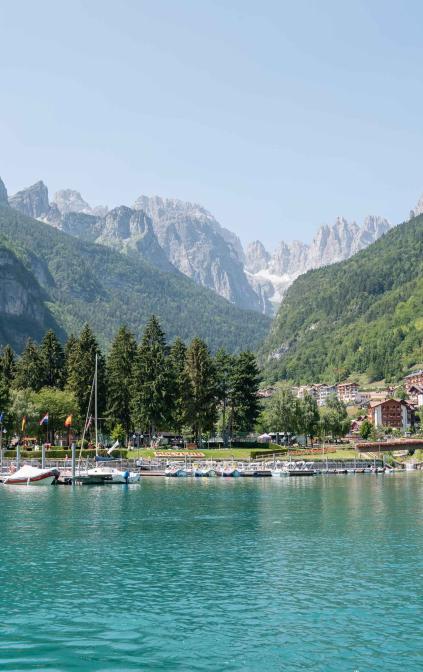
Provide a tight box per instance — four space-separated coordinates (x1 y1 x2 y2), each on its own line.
95 353 98 455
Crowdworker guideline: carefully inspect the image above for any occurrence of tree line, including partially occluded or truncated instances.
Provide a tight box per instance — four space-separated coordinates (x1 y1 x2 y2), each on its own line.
261 387 350 444
0 317 261 444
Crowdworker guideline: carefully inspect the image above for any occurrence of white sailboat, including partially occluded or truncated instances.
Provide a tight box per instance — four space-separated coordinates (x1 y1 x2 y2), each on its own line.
81 355 140 484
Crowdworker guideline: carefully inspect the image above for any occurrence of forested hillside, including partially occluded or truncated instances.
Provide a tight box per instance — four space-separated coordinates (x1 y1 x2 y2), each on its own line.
0 205 270 353
261 215 423 383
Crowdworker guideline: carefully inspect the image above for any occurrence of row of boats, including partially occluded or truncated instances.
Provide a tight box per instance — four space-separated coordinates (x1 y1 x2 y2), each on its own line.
1 463 140 486
1 459 392 486
162 461 388 477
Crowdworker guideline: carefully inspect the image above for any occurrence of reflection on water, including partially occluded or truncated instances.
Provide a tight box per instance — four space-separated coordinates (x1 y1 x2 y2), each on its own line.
0 475 422 671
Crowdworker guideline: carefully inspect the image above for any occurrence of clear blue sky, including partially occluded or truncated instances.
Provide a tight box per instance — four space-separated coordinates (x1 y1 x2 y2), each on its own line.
1 0 423 249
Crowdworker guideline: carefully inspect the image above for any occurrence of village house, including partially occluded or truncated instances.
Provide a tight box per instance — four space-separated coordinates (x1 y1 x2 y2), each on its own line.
404 369 423 390
337 381 359 404
368 399 415 430
407 384 423 408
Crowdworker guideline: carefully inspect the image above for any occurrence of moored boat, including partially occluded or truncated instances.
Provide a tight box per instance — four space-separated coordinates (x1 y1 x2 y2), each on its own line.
86 466 140 483
3 464 59 486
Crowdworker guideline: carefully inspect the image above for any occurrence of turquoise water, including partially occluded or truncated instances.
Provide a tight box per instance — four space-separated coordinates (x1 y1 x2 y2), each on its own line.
0 475 422 671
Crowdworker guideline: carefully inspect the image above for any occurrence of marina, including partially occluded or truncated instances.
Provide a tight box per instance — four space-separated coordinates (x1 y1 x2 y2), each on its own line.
0 452 399 486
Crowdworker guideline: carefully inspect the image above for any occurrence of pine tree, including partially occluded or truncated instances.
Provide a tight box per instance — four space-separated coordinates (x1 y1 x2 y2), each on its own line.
0 345 16 384
214 348 234 444
107 326 137 436
185 337 217 443
169 338 190 433
228 351 261 434
39 330 65 389
0 372 10 423
66 325 106 420
131 316 173 434
64 334 78 385
13 339 44 391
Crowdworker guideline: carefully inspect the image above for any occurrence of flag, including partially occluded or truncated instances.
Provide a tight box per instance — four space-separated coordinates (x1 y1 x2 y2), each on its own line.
39 413 49 426
21 416 26 432
84 415 93 432
64 414 72 427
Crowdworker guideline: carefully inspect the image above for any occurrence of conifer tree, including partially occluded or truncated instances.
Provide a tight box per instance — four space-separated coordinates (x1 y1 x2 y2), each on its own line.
0 372 10 421
64 334 78 385
228 351 261 434
107 326 137 436
13 339 44 391
66 325 106 420
39 330 65 389
0 345 16 384
169 337 190 433
185 337 217 443
214 348 234 444
131 316 173 434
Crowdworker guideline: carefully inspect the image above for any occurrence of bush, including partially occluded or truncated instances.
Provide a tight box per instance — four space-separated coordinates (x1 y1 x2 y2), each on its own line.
3 449 128 459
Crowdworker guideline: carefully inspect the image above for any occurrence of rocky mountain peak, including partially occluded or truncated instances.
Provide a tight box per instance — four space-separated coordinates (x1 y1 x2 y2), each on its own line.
0 178 8 204
9 180 50 219
52 189 108 217
245 240 270 274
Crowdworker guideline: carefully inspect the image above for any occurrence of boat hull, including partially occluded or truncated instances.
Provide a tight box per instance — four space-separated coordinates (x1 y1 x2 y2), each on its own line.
3 468 58 486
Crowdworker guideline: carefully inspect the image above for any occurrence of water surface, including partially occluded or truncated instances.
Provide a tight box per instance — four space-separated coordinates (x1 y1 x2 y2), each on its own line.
0 474 422 671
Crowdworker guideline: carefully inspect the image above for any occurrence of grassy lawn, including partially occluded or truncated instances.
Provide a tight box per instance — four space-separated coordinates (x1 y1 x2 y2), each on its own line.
127 447 360 461
129 448 273 459
296 449 359 461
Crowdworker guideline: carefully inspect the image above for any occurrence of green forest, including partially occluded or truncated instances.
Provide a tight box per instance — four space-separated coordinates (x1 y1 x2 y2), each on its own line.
0 205 270 354
261 215 423 384
0 319 262 445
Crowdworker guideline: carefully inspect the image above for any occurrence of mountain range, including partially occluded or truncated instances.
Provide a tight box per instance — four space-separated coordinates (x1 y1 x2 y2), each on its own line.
7 179 392 315
260 213 423 383
0 178 270 353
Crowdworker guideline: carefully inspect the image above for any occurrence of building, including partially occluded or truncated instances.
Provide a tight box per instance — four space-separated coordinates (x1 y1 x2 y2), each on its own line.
404 370 423 390
407 384 423 408
368 399 415 430
337 381 359 404
316 384 337 406
296 385 317 400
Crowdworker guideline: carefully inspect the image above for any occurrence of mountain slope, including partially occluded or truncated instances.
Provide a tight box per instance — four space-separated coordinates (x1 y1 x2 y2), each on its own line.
260 216 423 383
0 205 271 353
0 241 65 351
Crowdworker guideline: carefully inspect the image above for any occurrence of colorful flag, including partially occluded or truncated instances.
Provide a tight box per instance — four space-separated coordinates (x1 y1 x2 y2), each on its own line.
21 416 26 432
39 413 49 426
64 414 72 427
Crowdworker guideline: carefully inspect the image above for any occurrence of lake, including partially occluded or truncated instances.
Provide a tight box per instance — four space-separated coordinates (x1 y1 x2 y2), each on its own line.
0 474 422 671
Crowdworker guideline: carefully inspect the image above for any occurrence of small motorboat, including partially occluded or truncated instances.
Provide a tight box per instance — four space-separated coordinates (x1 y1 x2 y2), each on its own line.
218 468 240 477
165 466 187 477
86 467 140 483
3 464 59 486
194 468 216 477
